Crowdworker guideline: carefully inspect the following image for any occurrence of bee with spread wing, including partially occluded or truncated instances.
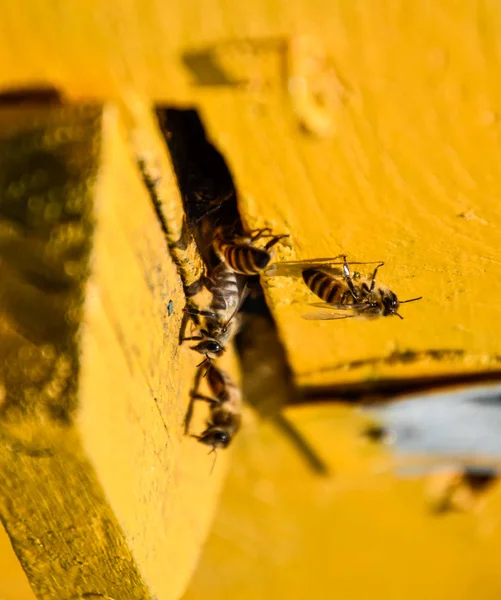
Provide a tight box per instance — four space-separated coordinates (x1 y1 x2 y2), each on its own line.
266 254 421 320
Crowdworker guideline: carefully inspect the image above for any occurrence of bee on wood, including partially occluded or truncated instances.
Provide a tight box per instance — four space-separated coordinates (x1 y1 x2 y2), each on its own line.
182 264 249 366
267 254 421 320
213 226 289 275
185 364 242 450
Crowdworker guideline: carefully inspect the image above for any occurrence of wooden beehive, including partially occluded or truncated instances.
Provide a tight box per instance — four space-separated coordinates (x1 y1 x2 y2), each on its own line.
0 1 501 599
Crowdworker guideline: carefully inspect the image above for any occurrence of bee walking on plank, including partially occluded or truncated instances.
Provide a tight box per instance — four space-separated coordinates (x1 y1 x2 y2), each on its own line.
267 254 421 320
185 364 242 451
182 264 249 366
213 226 289 275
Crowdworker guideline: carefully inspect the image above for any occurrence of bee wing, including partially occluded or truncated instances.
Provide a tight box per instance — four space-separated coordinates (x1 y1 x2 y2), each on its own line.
265 257 384 277
296 257 384 266
308 302 369 311
302 302 379 321
265 260 345 278
302 310 356 321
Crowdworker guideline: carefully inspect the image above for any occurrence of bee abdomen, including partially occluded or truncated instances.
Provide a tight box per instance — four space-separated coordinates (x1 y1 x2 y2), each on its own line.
210 282 240 311
208 367 240 403
302 269 344 303
210 294 232 311
206 265 240 311
224 245 271 275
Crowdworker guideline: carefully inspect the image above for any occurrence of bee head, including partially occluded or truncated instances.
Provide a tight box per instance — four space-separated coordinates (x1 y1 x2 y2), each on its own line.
382 291 401 317
191 338 225 359
195 427 231 449
382 290 422 318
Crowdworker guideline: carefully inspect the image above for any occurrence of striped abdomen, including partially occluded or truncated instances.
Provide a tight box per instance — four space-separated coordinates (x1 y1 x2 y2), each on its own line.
208 367 241 408
220 243 271 275
302 268 353 304
207 263 240 311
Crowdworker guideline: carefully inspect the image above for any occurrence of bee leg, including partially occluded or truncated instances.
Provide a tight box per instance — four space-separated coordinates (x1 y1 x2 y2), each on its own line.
340 255 360 300
182 335 204 342
248 227 274 242
196 356 212 369
178 310 192 345
264 234 290 251
185 365 204 435
369 262 385 292
184 395 218 435
183 306 218 319
190 393 220 405
184 396 196 435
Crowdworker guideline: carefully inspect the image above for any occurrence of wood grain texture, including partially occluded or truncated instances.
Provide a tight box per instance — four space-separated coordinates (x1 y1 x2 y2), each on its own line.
1 0 501 598
0 103 231 599
193 2 501 387
0 1 499 388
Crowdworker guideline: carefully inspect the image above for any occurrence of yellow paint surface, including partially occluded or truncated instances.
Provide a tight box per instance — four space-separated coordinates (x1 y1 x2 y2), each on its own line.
184 403 501 600
78 105 234 599
0 0 499 388
0 525 34 600
0 104 232 599
194 2 501 386
1 1 501 598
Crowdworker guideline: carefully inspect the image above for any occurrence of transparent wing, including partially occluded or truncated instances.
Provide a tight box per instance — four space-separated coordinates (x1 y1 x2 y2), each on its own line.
308 301 369 311
294 257 384 266
265 260 344 278
265 257 383 278
302 302 381 321
302 310 357 321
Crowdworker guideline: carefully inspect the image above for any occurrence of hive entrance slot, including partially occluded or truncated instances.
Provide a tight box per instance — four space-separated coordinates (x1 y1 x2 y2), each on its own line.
152 107 326 474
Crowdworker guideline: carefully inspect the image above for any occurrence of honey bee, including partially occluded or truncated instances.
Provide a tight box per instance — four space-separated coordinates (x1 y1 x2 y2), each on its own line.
182 264 248 365
213 226 289 275
186 364 242 450
267 254 421 320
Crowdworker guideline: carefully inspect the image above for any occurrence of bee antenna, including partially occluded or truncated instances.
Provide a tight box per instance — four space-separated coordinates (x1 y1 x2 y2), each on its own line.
196 356 211 369
208 446 218 474
202 359 212 378
399 296 423 304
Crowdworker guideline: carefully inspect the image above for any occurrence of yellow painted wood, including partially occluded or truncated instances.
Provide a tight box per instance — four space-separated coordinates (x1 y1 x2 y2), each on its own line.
0 525 34 600
0 103 232 599
193 3 501 387
184 402 501 600
0 0 499 390
1 1 501 599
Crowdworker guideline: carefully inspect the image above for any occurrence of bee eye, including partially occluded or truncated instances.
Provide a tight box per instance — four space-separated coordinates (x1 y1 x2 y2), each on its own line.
206 341 222 354
214 431 229 443
209 430 230 448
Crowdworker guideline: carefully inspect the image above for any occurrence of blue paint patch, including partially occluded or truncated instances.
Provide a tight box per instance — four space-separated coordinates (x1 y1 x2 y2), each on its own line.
364 382 501 476
167 299 174 316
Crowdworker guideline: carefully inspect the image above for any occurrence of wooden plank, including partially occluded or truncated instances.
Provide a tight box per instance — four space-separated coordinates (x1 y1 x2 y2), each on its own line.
0 102 232 599
0 525 34 600
1 1 501 598
0 0 499 390
191 3 501 388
